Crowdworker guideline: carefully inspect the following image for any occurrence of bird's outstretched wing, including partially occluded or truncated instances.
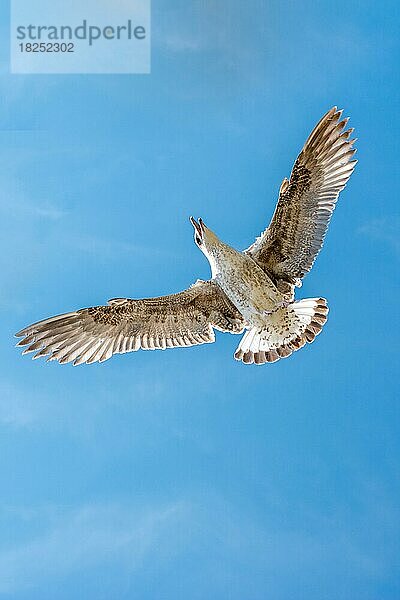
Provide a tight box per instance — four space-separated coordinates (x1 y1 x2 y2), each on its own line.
246 107 357 285
15 280 245 366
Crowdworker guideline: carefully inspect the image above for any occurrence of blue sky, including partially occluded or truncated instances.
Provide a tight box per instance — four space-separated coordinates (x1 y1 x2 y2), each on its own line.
0 1 399 598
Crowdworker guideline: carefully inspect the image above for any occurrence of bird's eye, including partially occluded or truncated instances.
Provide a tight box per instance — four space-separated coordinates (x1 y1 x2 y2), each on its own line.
195 235 202 245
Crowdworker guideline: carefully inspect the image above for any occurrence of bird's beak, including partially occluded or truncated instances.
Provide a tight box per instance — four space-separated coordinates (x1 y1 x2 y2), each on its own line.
190 216 205 239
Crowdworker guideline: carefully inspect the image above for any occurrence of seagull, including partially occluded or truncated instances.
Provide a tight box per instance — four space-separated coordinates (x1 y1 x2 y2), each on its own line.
15 107 356 366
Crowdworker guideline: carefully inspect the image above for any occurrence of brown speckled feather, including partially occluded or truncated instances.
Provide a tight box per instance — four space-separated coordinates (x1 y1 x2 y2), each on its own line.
246 107 357 283
15 280 245 365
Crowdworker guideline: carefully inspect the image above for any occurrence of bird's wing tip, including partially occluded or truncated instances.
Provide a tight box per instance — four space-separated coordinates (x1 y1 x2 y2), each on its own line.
15 329 27 338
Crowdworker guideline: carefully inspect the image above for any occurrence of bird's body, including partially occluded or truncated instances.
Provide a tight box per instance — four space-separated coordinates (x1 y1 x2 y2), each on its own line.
16 107 356 365
206 239 285 321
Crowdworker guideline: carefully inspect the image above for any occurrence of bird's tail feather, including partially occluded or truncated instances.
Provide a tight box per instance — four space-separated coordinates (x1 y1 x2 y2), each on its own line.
234 298 328 365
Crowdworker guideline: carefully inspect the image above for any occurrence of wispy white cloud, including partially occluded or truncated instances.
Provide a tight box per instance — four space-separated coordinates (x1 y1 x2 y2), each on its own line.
154 1 264 75
0 160 67 221
0 375 166 436
162 34 203 53
0 197 67 220
358 217 400 257
33 205 67 220
0 501 188 594
70 233 160 258
0 382 65 429
0 492 389 596
0 383 38 428
61 230 180 262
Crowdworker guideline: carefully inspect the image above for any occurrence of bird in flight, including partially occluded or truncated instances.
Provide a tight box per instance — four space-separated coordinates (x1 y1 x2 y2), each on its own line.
16 107 356 366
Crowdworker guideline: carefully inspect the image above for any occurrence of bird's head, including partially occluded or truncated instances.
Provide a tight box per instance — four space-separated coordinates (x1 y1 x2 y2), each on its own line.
190 217 228 278
190 217 221 257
